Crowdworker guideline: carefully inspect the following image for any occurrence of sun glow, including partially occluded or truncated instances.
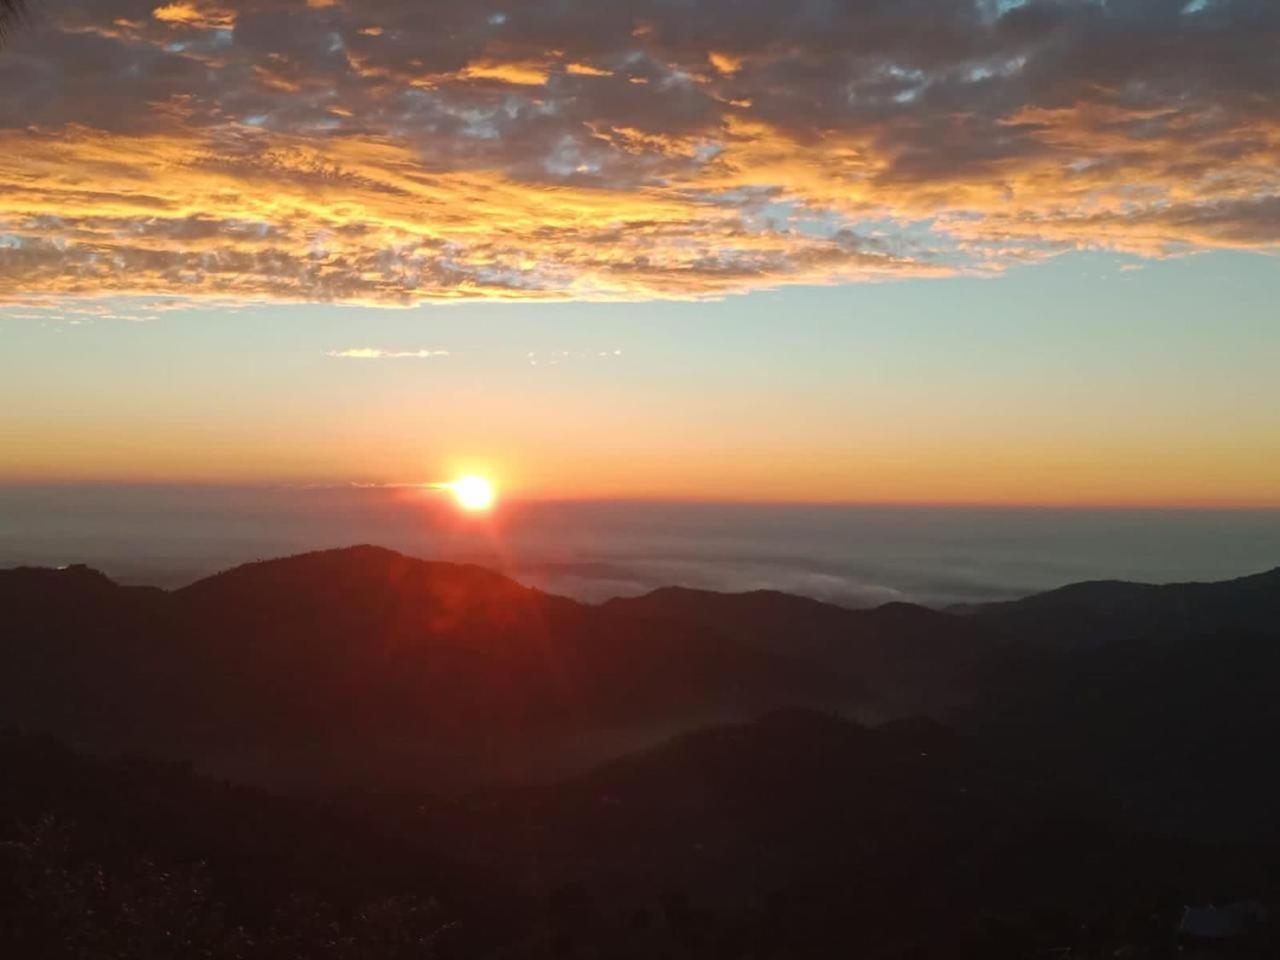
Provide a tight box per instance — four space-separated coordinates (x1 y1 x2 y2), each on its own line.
448 475 496 512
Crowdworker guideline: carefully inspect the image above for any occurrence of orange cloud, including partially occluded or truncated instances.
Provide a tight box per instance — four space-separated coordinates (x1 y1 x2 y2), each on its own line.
327 348 450 359
151 2 235 29
460 59 551 86
707 51 743 76
565 62 612 77
0 0 1276 306
0 122 941 303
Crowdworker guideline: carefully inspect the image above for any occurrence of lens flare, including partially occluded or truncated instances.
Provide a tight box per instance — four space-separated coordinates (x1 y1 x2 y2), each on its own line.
448 475 495 512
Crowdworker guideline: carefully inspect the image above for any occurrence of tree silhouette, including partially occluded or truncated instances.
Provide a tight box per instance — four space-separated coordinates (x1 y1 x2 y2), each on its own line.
0 0 28 47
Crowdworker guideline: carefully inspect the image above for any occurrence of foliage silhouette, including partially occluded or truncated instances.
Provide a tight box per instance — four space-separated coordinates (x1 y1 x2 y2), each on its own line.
0 0 27 47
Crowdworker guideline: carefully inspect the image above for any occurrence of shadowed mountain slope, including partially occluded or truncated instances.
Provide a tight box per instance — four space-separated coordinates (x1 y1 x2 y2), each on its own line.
0 730 515 958
421 709 1279 958
953 567 1280 840
4 548 1280 820
964 565 1280 650
606 587 1004 718
1 547 844 790
11 717 1277 960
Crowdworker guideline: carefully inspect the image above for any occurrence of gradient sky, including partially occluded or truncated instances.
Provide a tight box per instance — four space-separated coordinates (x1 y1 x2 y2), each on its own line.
1 0 1278 505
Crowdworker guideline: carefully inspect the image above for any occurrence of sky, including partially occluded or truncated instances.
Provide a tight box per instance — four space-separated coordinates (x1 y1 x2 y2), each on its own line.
1 0 1278 505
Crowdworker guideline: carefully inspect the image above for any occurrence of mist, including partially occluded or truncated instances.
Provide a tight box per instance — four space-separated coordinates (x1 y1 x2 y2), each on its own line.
4 485 1279 606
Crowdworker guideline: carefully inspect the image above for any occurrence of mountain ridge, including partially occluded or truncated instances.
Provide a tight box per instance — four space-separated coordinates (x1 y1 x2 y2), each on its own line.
4 546 1280 818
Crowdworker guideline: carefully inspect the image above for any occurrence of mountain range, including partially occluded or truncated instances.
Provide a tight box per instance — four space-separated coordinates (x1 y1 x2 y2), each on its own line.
4 546 1280 811
5 546 1280 956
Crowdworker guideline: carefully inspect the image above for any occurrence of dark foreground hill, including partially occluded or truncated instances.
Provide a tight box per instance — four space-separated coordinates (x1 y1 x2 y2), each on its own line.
443 709 1280 958
5 718 1278 959
0 731 510 959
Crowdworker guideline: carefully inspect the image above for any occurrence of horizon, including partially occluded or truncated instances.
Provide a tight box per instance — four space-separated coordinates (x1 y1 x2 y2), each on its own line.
6 484 1280 607
23 538 1280 590
7 479 1280 511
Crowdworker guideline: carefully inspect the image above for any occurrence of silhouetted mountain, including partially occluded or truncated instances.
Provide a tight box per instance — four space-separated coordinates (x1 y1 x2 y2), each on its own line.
947 567 1280 841
418 710 1278 958
1 547 844 790
0 731 513 958
11 718 1274 960
5 547 1280 842
606 587 1004 718
7 543 1280 957
965 565 1280 650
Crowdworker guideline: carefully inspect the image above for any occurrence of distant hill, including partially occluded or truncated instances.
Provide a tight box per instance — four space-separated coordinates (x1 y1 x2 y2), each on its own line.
1 547 846 790
4 546 1280 835
606 587 1003 718
961 565 1280 650
963 568 1280 841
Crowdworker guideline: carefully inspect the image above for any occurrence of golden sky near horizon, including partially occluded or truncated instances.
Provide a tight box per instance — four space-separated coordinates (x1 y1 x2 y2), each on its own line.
1 0 1278 505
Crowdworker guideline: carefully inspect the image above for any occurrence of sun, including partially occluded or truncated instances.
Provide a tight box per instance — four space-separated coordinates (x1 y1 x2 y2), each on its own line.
448 475 495 512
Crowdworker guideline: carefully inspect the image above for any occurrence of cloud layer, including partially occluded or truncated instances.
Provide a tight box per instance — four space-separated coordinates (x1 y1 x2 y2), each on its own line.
326 347 449 359
0 0 1276 303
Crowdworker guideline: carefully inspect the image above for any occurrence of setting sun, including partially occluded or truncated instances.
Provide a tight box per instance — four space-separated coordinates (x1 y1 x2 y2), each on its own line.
448 475 495 512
